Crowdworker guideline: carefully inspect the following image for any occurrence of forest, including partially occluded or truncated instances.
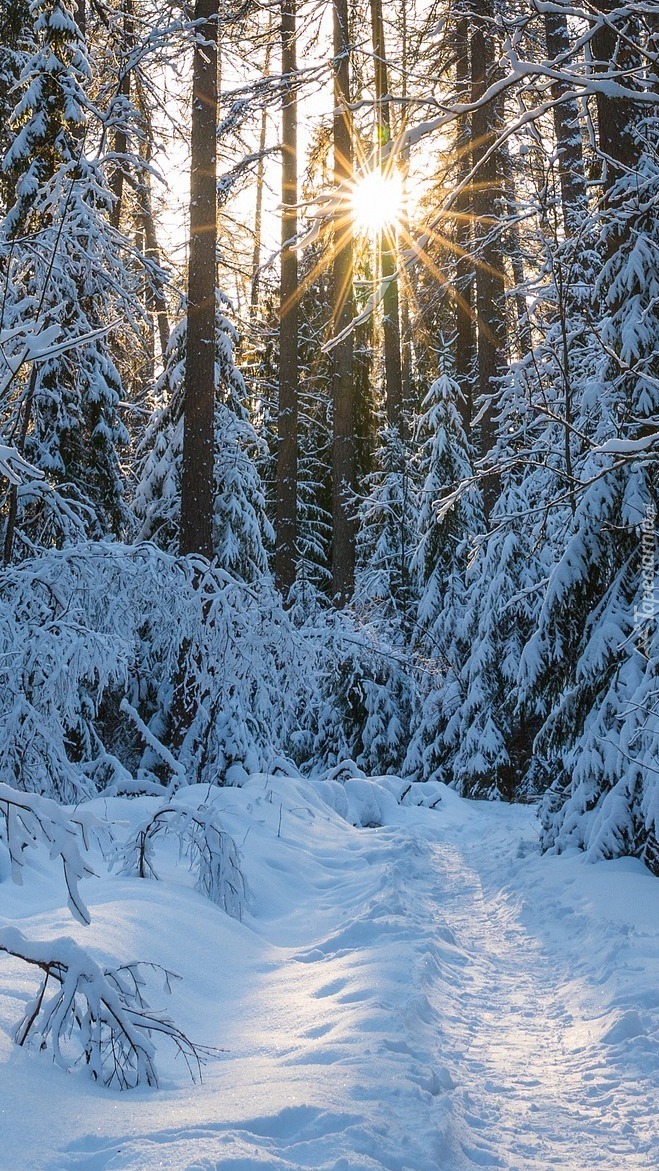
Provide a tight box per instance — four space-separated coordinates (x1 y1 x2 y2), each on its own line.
0 2 658 1157
1 0 658 840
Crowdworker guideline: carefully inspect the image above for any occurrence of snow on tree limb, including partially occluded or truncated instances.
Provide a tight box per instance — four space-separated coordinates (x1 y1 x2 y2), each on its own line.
0 784 96 925
0 443 43 485
116 796 247 920
0 928 215 1088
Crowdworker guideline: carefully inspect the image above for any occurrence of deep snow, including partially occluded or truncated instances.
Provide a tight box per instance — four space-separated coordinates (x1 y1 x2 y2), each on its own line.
0 774 657 1170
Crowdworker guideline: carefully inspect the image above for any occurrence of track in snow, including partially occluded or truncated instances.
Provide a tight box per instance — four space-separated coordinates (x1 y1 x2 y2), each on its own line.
428 821 657 1170
11 777 656 1171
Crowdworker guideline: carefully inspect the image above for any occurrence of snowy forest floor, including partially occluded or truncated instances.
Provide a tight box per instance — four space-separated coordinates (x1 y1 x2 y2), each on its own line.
0 775 657 1170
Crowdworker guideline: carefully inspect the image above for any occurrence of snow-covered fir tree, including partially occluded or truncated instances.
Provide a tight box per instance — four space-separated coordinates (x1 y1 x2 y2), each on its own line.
0 0 134 552
354 424 418 625
403 372 484 785
521 122 659 867
0 0 29 215
134 292 273 581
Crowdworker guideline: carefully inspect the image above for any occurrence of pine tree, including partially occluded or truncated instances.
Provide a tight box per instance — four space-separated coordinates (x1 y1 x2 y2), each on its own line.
135 294 272 582
0 0 29 215
354 424 417 626
403 372 484 785
1 0 132 558
523 121 659 864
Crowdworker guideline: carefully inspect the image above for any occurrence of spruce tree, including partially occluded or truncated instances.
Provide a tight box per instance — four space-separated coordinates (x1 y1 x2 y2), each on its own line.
1 0 131 557
524 122 659 863
135 294 272 582
404 372 484 785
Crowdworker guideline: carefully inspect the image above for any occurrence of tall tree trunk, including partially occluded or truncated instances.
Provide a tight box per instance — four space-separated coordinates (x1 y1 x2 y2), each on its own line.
179 0 219 558
109 0 134 232
134 78 170 362
250 103 268 317
398 0 413 417
250 34 273 318
331 0 355 605
3 365 37 565
140 183 171 362
471 11 507 499
544 8 588 236
453 11 475 435
591 1 640 199
75 0 85 37
369 0 402 430
502 145 531 357
275 0 298 594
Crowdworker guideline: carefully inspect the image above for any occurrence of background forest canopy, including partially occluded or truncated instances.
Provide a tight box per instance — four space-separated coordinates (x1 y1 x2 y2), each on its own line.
0 0 658 874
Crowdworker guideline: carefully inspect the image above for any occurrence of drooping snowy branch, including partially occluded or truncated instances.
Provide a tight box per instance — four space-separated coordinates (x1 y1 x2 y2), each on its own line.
117 797 247 920
0 784 97 925
0 928 213 1088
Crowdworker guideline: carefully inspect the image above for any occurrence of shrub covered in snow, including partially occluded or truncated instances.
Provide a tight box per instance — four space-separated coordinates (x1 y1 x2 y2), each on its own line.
117 796 247 919
0 928 211 1088
0 542 308 799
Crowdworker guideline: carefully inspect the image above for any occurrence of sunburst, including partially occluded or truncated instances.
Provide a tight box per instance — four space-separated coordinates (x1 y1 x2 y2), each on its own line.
351 169 404 234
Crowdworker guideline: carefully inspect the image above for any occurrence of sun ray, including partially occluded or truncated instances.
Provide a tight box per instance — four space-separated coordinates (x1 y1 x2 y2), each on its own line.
351 169 404 234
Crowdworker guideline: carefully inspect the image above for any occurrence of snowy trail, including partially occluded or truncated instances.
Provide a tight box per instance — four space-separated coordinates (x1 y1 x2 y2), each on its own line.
1 777 657 1170
428 823 657 1170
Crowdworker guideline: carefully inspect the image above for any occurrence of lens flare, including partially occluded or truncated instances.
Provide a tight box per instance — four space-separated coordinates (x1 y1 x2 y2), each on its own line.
351 170 404 233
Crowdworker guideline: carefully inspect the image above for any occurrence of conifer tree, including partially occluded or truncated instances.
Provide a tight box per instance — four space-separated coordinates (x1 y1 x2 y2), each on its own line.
354 424 417 626
404 372 484 785
522 121 659 863
135 295 272 582
1 0 132 558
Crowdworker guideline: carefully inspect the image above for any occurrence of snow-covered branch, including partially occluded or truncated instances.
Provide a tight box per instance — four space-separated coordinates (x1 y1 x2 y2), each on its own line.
117 797 247 920
0 785 97 926
0 928 213 1089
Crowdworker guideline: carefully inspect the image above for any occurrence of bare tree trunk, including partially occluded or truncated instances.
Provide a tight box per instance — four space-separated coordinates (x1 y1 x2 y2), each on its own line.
179 0 218 558
398 0 413 417
250 35 273 318
133 220 153 394
471 11 507 499
275 0 298 594
75 0 85 37
453 11 475 435
591 1 640 199
544 9 588 235
109 0 134 232
331 0 355 605
133 78 171 362
250 106 268 316
369 0 402 431
502 145 531 357
140 185 171 361
3 365 37 565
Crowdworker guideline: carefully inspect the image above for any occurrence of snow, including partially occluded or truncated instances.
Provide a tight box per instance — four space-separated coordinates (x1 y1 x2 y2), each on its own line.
0 774 657 1170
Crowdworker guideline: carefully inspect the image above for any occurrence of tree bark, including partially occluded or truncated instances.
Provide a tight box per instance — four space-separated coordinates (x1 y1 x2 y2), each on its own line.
250 34 273 318
108 0 134 232
275 0 299 595
75 0 85 37
3 365 37 565
471 11 507 495
179 0 219 558
453 11 475 435
139 182 171 362
544 9 588 236
369 0 403 431
502 145 531 358
591 1 640 198
398 0 413 418
331 0 355 605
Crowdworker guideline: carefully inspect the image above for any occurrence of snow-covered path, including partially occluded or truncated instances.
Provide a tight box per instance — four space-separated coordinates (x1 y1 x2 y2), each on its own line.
429 825 657 1170
0 776 657 1170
